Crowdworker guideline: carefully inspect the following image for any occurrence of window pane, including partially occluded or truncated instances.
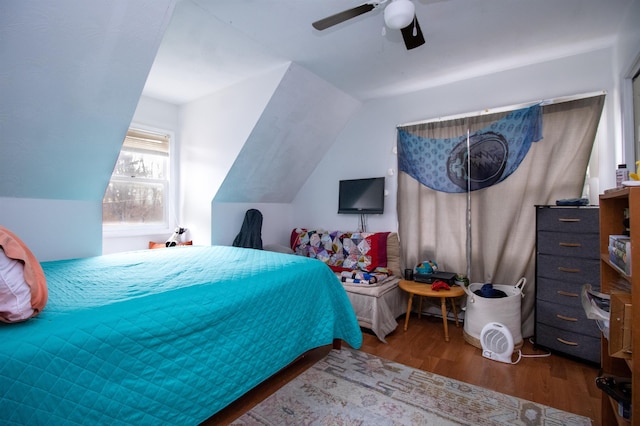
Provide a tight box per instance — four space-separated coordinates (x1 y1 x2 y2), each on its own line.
111 151 167 179
103 181 165 224
103 127 172 232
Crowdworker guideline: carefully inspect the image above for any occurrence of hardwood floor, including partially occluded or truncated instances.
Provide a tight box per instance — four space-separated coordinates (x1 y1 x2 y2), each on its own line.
204 313 602 425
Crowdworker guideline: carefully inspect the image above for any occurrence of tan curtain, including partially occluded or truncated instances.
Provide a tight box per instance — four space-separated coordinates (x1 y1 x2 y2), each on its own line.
397 95 605 337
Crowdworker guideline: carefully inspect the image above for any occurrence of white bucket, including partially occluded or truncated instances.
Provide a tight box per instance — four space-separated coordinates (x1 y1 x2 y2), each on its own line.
463 278 526 349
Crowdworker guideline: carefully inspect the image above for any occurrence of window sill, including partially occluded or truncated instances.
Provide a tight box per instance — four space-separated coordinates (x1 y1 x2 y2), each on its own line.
103 224 171 239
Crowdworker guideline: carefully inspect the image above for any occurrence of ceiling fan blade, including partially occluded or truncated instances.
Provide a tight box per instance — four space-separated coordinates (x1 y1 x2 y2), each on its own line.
312 3 376 31
400 15 425 50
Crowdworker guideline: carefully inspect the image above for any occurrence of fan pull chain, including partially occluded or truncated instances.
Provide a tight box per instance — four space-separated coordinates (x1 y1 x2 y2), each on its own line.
412 18 417 36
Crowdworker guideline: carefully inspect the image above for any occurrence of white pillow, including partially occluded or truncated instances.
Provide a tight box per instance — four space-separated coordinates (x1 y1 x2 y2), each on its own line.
0 248 34 322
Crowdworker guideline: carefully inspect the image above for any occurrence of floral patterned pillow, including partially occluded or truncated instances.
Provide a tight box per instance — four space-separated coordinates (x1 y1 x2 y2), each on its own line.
291 229 390 273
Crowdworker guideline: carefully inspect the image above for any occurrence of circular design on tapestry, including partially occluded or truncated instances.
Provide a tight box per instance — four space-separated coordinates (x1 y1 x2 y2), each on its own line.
446 131 508 191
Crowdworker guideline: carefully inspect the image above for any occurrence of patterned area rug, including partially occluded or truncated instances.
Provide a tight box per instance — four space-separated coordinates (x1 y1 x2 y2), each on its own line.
232 347 592 425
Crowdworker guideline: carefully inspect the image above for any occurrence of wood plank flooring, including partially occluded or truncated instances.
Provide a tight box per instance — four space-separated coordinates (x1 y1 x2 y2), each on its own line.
203 313 602 425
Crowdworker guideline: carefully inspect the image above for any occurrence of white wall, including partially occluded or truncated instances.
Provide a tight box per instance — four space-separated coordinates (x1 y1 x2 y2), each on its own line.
107 34 640 255
179 65 289 246
6 5 636 262
293 47 620 232
0 197 102 261
614 0 640 167
0 1 177 261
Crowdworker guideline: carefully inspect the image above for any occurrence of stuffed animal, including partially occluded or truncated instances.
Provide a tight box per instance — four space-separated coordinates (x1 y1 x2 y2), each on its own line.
415 260 438 275
166 227 187 247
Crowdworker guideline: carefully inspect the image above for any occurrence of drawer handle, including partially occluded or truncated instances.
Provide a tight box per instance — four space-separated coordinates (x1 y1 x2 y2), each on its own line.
557 290 579 297
558 218 581 223
558 267 580 273
556 314 578 322
556 338 578 346
559 242 582 247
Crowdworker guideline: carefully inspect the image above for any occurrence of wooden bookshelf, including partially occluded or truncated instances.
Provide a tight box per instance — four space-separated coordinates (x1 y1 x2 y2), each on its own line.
599 187 639 425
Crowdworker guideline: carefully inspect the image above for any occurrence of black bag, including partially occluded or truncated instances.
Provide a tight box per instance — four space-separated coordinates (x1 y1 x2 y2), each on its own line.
232 209 263 250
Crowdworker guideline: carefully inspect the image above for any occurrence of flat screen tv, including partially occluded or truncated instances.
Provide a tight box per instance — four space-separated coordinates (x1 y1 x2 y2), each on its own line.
338 177 385 214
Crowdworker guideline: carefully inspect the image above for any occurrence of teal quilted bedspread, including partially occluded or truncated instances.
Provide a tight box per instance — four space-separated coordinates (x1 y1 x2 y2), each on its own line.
0 246 362 425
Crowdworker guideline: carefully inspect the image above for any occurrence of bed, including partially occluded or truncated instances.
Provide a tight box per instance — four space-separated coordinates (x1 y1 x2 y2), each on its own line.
290 228 407 343
0 245 362 425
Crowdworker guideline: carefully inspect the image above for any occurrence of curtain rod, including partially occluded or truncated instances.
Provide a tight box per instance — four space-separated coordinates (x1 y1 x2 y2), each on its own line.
398 90 606 127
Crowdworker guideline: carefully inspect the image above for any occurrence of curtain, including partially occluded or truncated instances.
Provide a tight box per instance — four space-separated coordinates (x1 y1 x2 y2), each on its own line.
397 95 605 337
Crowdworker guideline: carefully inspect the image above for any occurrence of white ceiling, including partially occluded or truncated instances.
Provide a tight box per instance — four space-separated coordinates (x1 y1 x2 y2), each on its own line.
142 0 633 105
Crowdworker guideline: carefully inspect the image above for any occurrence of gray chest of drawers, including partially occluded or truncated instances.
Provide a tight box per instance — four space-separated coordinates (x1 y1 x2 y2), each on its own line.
535 206 600 364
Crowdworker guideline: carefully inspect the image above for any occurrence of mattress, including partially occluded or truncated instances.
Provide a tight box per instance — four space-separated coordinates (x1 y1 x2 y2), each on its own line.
0 246 362 425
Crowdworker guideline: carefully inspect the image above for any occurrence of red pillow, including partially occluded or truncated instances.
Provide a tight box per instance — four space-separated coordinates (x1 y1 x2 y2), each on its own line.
149 241 193 249
363 232 389 271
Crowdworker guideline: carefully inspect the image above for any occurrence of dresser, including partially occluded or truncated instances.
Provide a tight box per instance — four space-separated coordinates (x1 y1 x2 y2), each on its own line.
535 206 601 364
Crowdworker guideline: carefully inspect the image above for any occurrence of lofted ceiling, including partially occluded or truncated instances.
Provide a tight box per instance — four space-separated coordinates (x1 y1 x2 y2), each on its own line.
143 0 634 105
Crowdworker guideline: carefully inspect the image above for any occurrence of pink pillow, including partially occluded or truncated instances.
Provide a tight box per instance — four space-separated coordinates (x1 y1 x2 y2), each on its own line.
0 226 47 323
0 249 34 321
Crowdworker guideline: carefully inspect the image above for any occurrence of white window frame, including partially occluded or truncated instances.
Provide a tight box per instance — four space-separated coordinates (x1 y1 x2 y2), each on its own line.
102 123 177 238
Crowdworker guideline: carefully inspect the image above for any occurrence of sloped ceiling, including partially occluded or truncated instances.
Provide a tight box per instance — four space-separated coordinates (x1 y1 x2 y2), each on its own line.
143 0 634 206
214 63 361 203
144 0 635 104
1 0 635 207
0 0 176 201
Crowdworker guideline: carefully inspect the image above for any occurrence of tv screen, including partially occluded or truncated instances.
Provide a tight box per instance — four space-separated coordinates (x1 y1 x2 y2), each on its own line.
338 177 385 214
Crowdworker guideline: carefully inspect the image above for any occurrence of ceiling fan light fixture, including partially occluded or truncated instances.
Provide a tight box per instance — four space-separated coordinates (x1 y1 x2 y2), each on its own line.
384 0 415 30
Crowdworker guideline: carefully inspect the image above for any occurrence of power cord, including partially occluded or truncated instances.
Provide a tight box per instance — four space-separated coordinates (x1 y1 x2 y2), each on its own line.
510 338 551 364
358 213 368 232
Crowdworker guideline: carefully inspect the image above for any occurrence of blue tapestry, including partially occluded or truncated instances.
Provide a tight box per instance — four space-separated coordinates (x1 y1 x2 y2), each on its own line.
397 105 543 193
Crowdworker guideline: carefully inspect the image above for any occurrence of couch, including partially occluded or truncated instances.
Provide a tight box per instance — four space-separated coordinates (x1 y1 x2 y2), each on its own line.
290 228 408 342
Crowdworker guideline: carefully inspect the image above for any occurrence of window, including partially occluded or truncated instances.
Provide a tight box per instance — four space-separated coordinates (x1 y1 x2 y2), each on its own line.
102 127 172 233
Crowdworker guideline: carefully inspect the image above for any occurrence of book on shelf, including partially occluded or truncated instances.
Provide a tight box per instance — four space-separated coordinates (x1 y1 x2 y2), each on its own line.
609 246 632 275
608 234 632 276
609 235 631 253
609 245 629 263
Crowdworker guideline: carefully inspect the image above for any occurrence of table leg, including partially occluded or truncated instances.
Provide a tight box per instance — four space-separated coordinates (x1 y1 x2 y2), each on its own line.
403 293 414 331
450 298 460 327
440 297 449 342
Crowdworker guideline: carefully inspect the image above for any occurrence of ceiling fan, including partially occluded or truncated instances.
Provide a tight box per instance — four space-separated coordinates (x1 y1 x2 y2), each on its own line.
312 0 425 50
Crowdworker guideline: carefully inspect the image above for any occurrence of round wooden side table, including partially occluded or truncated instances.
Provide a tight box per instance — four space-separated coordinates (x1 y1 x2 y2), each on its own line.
399 279 466 342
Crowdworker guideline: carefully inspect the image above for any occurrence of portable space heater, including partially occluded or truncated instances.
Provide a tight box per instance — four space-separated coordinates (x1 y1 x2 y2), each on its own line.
480 322 515 364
